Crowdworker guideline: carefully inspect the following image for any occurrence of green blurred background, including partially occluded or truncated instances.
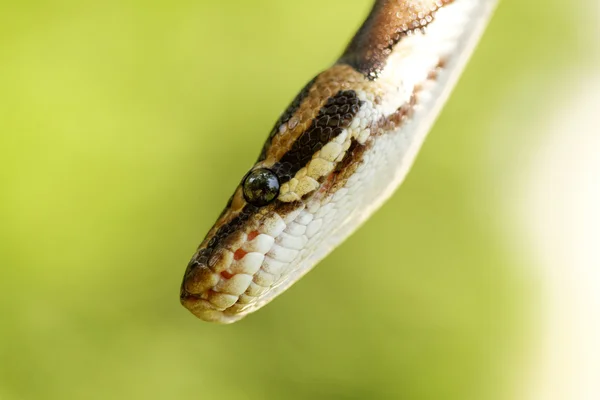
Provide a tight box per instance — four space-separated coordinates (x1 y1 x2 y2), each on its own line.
0 1 595 399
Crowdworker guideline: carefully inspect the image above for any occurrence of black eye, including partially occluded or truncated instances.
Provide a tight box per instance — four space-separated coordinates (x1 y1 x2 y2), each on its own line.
242 168 280 206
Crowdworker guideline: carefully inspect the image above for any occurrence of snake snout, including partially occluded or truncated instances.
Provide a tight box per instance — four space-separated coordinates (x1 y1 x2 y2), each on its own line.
180 255 244 324
182 258 218 295
180 240 266 323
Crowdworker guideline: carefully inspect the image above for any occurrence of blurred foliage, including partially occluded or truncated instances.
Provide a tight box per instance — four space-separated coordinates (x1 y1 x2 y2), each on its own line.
0 1 591 399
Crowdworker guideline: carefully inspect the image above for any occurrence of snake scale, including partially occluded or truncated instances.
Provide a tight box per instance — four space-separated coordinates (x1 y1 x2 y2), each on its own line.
180 0 498 323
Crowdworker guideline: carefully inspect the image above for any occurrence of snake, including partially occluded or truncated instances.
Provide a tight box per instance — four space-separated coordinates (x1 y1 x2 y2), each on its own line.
180 0 498 323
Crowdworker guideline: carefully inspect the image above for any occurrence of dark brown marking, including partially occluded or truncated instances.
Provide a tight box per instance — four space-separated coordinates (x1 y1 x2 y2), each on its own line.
323 71 443 199
271 90 363 183
370 60 446 136
339 0 454 80
182 203 259 287
371 93 418 135
335 139 365 173
427 57 448 80
259 76 318 161
329 139 369 194
273 199 304 218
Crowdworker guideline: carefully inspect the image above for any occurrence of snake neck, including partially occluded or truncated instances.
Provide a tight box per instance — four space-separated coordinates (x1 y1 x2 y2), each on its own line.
339 0 455 80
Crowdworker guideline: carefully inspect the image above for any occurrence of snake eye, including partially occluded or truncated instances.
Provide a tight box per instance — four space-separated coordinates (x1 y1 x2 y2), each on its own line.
242 168 280 206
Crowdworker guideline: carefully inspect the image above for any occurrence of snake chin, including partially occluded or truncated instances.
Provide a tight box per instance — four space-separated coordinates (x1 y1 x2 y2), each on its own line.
180 293 245 324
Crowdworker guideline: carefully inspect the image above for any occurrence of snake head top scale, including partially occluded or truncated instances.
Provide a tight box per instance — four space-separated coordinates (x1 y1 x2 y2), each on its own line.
180 0 498 323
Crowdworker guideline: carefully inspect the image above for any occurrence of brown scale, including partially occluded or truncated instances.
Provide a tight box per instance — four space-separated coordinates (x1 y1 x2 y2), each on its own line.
271 89 362 183
339 0 454 79
329 139 369 195
318 57 448 202
182 203 259 292
372 92 418 134
262 65 372 164
258 76 317 161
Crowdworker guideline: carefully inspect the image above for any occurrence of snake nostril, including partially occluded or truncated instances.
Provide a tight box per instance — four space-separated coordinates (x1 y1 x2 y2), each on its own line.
183 264 219 295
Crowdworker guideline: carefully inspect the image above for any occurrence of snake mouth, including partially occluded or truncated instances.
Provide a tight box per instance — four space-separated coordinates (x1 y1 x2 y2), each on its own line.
180 202 308 322
179 238 275 324
180 292 245 324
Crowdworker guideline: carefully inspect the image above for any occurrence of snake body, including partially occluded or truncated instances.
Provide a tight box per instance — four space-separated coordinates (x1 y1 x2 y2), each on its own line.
181 0 498 323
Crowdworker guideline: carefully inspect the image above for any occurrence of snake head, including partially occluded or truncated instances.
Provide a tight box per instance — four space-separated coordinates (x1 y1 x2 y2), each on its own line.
180 67 377 323
179 0 498 323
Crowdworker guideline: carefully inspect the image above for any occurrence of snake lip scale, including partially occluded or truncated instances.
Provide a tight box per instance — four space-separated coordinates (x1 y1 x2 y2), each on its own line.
180 0 498 323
